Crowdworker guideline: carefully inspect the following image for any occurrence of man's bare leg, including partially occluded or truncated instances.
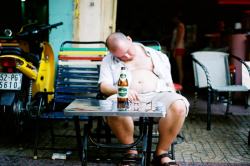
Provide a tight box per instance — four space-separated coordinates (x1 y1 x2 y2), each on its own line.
156 100 186 163
107 116 137 154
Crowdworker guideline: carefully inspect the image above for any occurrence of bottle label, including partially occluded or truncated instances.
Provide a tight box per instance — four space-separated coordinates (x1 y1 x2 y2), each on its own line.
119 73 127 81
117 86 128 98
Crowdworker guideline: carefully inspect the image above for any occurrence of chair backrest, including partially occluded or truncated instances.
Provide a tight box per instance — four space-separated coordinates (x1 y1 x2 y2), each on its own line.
137 40 161 51
54 41 107 105
191 51 231 88
242 61 250 89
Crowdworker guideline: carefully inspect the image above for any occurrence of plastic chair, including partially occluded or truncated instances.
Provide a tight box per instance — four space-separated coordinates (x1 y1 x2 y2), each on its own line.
242 61 250 145
191 51 250 130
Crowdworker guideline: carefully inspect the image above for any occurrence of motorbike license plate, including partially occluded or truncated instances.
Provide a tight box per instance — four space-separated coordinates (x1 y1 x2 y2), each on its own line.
0 73 23 90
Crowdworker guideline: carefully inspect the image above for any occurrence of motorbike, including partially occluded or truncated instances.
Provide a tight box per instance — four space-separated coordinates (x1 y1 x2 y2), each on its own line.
0 22 63 136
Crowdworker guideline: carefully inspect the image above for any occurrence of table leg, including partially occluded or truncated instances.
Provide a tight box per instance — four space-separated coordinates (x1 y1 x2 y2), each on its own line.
73 116 83 162
146 117 153 166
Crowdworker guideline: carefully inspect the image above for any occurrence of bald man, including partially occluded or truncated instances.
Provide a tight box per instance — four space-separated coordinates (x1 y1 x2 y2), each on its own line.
98 32 189 165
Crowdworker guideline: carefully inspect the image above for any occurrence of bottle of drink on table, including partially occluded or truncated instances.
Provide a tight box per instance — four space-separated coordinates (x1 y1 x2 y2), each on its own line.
117 66 129 111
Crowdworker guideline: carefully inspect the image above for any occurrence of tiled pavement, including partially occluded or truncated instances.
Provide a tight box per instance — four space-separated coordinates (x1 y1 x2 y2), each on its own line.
175 114 250 164
0 92 249 165
176 93 250 165
173 92 250 165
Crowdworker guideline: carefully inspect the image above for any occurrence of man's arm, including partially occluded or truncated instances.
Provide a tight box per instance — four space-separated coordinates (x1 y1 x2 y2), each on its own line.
98 54 117 97
155 50 176 92
99 82 117 97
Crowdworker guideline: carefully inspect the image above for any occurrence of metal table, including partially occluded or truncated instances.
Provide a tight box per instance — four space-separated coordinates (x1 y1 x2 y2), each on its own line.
64 99 165 166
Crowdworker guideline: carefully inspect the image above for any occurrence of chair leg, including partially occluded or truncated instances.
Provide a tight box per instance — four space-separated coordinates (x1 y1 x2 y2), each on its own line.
170 142 175 160
190 90 198 120
105 124 112 144
73 116 83 162
49 119 55 145
193 91 198 115
96 118 102 142
177 133 185 143
207 91 212 130
245 93 249 109
33 115 39 159
225 92 231 116
146 118 154 166
33 95 48 159
82 123 89 166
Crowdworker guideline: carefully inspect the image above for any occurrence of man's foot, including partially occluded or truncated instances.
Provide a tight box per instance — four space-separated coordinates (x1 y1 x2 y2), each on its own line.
152 153 179 166
127 149 138 155
124 149 139 160
119 149 140 166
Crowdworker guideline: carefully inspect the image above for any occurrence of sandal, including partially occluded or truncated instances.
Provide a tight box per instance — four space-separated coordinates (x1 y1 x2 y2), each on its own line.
124 153 140 160
119 153 139 166
119 147 141 166
152 153 179 166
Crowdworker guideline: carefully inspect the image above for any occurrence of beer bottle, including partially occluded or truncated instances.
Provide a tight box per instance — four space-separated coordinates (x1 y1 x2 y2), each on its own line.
117 67 129 111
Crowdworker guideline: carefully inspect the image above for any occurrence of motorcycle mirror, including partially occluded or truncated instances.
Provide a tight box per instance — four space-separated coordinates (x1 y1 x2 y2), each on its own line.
4 29 13 37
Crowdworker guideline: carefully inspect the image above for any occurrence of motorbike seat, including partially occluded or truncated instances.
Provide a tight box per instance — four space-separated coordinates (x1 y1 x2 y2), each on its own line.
0 46 40 67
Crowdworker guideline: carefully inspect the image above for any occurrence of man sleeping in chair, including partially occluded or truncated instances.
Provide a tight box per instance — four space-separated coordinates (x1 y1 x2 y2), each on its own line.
98 32 189 166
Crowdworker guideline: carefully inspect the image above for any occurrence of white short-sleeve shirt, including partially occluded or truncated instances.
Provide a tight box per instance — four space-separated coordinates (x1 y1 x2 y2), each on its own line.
98 43 175 92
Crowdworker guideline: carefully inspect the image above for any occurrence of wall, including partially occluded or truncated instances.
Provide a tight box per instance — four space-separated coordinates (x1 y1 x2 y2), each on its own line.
49 0 117 51
49 0 74 59
75 0 117 42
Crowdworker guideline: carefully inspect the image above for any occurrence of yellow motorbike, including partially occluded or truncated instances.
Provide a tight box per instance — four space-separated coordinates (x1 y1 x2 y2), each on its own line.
0 22 62 135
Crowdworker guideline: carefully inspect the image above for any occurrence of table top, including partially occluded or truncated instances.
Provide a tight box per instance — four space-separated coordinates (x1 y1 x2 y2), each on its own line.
64 99 166 117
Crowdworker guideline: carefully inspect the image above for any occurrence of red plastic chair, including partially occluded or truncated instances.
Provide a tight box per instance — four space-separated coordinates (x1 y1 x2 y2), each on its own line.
174 83 183 94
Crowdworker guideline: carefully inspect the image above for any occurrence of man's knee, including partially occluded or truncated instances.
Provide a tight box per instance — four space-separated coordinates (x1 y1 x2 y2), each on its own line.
170 100 187 117
106 116 133 126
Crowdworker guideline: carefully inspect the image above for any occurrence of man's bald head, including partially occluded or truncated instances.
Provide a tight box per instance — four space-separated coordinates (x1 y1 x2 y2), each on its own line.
106 32 130 52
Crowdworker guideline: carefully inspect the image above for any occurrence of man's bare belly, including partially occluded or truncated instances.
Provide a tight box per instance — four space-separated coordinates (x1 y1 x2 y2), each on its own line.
130 69 158 94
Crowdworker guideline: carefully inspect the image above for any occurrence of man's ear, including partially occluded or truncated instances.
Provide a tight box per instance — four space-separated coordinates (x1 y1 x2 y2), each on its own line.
127 36 132 41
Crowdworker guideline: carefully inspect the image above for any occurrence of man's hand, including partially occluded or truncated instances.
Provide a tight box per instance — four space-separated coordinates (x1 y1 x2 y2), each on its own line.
128 89 139 101
100 82 117 97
